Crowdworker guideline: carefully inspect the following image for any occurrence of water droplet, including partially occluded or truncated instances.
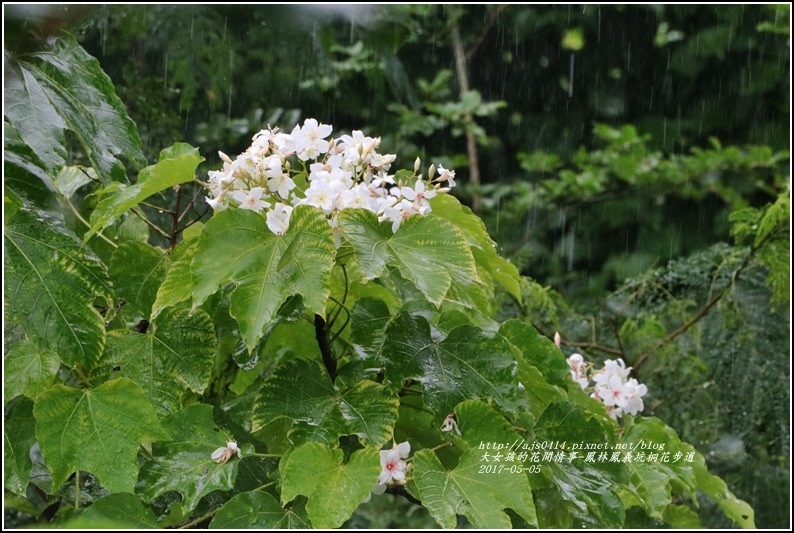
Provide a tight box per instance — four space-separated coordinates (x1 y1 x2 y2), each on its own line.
158 210 163 214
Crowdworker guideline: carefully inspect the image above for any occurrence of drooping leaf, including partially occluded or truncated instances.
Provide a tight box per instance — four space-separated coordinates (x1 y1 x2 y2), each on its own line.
410 400 538 528
190 205 336 351
349 297 392 359
209 491 311 529
136 404 251 512
4 398 37 495
620 416 755 528
429 193 522 302
109 241 168 320
68 493 160 529
3 339 60 404
337 209 487 311
52 165 96 199
542 460 626 528
498 320 572 386
33 378 170 494
5 34 146 184
382 312 519 417
280 443 380 529
151 237 197 319
251 359 399 448
534 401 612 446
4 206 112 369
87 144 203 240
100 307 216 415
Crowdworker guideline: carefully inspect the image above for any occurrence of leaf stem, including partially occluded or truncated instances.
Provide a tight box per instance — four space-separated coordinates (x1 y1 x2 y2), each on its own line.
250 453 282 458
177 508 222 529
74 470 79 510
64 199 118 249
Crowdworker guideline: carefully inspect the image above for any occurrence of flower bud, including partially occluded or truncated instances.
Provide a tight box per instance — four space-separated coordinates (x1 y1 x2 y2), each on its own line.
428 164 436 180
554 332 561 348
414 157 421 173
219 151 233 165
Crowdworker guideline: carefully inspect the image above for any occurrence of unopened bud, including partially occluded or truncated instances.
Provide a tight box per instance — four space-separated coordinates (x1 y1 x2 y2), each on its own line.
428 164 436 180
219 151 233 165
414 157 421 173
554 332 561 348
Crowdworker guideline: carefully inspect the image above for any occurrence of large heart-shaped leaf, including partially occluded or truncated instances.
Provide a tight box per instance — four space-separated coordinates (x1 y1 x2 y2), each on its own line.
410 401 538 528
5 34 146 184
4 206 112 369
337 209 487 311
190 205 336 351
280 443 380 529
252 359 399 448
33 378 170 493
136 404 250 512
100 307 216 415
210 491 311 529
382 312 519 417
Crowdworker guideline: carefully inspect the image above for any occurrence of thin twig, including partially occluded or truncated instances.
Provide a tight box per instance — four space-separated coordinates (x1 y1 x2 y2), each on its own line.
464 4 509 61
64 199 118 248
131 208 172 240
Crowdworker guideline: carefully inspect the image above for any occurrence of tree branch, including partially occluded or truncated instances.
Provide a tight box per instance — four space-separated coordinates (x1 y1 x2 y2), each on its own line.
450 19 481 213
315 314 337 382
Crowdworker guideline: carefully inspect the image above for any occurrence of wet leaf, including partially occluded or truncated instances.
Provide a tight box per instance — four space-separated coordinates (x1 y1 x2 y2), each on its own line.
210 491 311 529
280 443 380 529
191 205 336 351
34 378 170 493
68 493 160 528
4 206 112 369
4 398 37 495
109 242 168 320
410 400 538 528
3 340 60 404
137 404 250 512
382 312 519 417
252 359 399 448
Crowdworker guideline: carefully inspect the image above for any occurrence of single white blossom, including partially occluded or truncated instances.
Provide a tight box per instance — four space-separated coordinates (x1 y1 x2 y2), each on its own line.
378 441 410 485
211 440 241 465
440 413 462 436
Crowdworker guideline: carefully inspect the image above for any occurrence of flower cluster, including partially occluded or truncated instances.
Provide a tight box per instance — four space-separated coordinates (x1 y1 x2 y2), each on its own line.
556 333 648 419
566 354 649 419
204 118 456 241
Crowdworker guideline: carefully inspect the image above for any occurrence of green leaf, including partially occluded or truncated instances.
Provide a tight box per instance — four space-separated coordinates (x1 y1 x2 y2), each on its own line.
410 401 538 528
542 460 626 528
4 398 37 495
53 165 95 199
87 144 203 239
151 237 197 319
338 209 486 310
68 493 160 529
100 307 216 415
498 320 572 386
4 206 112 369
534 401 612 445
109 242 168 320
429 194 522 303
382 312 519 416
33 378 170 494
252 359 399 448
191 205 336 351
349 297 392 359
3 339 60 404
210 491 311 529
6 34 146 184
280 443 380 529
137 404 249 512
4 62 68 178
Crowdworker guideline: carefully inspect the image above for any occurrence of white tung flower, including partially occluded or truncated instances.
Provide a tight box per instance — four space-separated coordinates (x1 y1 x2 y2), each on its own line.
378 441 410 485
211 440 241 465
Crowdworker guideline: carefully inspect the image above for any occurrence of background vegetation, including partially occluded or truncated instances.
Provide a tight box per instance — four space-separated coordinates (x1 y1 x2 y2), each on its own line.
4 4 790 528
